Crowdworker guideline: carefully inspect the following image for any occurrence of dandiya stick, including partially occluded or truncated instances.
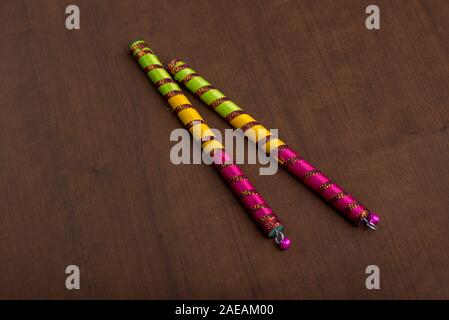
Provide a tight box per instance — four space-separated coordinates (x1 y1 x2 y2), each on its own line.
129 40 291 250
167 59 380 229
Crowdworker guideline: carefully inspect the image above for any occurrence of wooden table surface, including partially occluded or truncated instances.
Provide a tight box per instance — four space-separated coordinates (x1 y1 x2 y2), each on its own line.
0 0 448 299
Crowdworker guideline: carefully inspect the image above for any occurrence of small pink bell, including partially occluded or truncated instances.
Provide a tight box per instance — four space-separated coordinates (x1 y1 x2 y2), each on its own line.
363 213 380 230
368 213 380 226
278 237 292 250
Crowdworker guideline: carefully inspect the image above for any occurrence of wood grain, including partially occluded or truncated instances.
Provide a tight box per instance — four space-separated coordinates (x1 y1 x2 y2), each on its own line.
0 0 448 299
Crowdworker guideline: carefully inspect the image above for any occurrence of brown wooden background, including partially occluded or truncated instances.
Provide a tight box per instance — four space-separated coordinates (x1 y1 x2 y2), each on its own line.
0 0 448 299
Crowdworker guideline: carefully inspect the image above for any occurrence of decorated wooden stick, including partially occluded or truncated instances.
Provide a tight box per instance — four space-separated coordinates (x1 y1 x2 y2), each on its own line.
130 40 291 249
167 59 380 229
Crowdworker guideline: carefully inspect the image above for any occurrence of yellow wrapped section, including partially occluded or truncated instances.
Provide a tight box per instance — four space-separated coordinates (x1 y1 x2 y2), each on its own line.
178 108 203 126
230 114 256 129
245 125 271 143
168 95 190 110
189 123 215 141
264 138 286 154
202 139 224 155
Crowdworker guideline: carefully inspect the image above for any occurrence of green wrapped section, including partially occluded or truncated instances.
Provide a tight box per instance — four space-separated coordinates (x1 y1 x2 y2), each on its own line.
138 55 153 69
186 77 211 93
174 68 195 82
159 83 181 95
167 60 241 117
138 54 163 69
201 89 226 105
215 101 242 117
148 69 171 83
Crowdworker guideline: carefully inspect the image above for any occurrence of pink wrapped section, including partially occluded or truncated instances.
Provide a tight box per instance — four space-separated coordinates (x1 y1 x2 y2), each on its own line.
277 145 378 226
211 149 284 236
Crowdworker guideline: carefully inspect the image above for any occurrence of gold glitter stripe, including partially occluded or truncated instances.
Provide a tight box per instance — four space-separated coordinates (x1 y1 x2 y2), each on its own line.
240 190 259 199
195 85 215 97
317 181 333 193
200 136 215 144
281 155 302 168
181 73 199 85
258 214 281 232
344 201 360 213
209 97 231 109
240 121 259 132
134 49 153 60
143 64 164 73
258 135 272 146
185 119 205 130
328 192 347 204
214 162 234 170
249 203 269 213
228 175 248 184
164 90 184 100
357 209 370 222
154 78 176 88
170 64 189 74
130 43 152 53
225 111 246 122
166 59 183 72
301 170 321 180
130 42 145 52
172 104 194 115
275 145 290 152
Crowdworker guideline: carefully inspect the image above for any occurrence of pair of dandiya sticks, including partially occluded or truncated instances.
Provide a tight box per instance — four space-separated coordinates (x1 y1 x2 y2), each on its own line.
129 39 380 251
